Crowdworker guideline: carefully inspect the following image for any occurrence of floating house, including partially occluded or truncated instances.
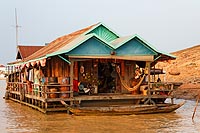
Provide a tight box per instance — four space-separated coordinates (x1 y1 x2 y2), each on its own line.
5 22 181 113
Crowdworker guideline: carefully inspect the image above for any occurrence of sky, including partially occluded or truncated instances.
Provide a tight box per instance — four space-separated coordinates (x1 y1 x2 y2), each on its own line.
0 0 200 65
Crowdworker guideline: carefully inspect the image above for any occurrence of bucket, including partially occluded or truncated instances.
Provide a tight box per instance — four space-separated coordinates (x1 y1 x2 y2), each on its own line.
59 87 69 98
49 88 58 98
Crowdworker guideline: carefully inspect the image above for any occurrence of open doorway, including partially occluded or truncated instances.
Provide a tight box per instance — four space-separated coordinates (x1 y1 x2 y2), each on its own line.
98 62 117 93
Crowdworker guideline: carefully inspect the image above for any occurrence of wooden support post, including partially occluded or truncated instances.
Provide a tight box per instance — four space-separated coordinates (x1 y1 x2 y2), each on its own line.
14 66 16 82
69 59 74 106
145 61 151 98
19 68 21 82
170 84 174 104
153 65 155 83
5 66 10 99
41 102 43 108
144 61 155 105
121 60 125 77
11 66 13 82
74 61 78 80
44 86 48 110
39 65 41 98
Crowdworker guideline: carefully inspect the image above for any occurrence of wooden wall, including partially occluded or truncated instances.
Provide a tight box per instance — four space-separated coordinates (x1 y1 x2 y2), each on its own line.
45 56 70 83
44 57 141 94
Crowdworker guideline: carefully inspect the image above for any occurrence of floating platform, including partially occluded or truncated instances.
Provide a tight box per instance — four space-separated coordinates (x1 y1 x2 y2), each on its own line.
5 82 176 114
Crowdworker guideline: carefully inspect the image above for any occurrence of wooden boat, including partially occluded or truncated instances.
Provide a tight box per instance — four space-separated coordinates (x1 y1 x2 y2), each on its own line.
66 101 185 116
135 101 185 115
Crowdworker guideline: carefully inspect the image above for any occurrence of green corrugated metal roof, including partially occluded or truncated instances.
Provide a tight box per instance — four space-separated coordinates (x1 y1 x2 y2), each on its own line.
47 33 113 57
67 37 114 56
111 34 175 60
111 35 158 55
86 22 119 42
111 34 157 51
84 22 120 39
8 22 175 66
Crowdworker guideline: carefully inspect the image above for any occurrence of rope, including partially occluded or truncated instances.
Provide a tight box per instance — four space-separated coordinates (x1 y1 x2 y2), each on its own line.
117 72 145 92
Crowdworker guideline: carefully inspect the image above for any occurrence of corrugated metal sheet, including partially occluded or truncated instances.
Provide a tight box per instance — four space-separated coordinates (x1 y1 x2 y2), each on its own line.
111 36 132 47
47 34 114 57
87 24 119 42
67 36 113 56
115 38 157 56
24 23 99 62
50 34 93 56
17 45 44 59
111 35 175 60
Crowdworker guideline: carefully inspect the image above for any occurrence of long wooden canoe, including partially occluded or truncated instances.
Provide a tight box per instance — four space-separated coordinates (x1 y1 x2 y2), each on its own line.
68 101 185 116
134 101 185 115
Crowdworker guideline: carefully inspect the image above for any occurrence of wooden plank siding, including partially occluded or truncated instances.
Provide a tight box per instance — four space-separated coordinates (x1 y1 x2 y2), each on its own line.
45 56 70 83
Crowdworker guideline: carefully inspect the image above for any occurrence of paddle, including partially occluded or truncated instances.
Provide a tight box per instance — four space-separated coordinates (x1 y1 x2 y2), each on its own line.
192 93 200 120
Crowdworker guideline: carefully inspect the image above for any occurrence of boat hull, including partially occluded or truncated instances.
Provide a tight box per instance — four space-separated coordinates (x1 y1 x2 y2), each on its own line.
69 101 185 116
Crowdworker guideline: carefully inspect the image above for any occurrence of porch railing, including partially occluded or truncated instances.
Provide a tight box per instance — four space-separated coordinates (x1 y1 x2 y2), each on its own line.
6 82 73 100
149 82 175 95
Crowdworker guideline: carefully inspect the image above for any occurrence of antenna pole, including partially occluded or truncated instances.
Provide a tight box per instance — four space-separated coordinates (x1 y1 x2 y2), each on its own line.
15 8 20 52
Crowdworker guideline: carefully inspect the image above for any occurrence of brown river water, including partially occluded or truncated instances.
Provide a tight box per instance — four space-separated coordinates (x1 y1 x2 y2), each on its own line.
0 80 200 133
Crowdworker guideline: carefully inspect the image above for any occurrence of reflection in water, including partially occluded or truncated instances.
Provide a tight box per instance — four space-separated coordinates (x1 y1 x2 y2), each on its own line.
0 80 200 133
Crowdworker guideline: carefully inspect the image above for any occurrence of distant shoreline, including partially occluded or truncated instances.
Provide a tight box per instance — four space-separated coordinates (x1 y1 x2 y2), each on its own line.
174 85 200 100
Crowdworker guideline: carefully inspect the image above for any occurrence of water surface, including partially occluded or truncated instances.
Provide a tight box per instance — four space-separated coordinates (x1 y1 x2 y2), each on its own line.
0 80 200 133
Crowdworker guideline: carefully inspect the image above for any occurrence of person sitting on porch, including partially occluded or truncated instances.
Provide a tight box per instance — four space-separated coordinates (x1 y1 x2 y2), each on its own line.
34 67 44 94
130 67 143 94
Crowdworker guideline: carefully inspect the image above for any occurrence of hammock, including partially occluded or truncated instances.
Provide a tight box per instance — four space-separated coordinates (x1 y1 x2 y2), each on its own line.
117 72 145 92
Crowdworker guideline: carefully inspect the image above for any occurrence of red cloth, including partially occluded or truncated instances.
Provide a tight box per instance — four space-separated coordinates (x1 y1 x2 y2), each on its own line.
73 79 79 92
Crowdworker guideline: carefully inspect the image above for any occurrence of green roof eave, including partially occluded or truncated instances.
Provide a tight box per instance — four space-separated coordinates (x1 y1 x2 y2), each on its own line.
157 50 176 60
26 56 47 63
7 61 24 66
133 35 176 59
46 33 114 57
134 34 159 52
160 51 176 58
58 55 71 64
7 56 47 66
